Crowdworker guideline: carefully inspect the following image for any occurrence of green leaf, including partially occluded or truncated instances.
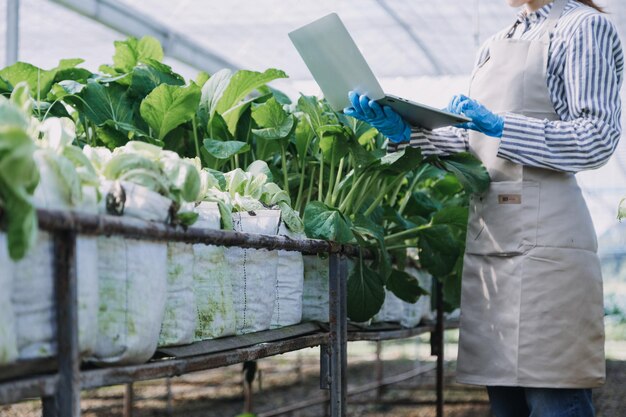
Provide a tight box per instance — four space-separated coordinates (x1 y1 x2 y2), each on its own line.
216 68 288 115
96 122 130 149
386 269 428 303
380 146 423 173
347 259 385 322
0 62 56 98
222 97 258 135
431 206 468 229
430 173 463 197
42 151 83 206
278 201 304 233
319 133 349 162
103 152 161 181
46 80 85 102
347 137 383 169
251 97 294 140
140 84 201 140
352 213 385 245
203 139 249 160
195 71 210 87
198 68 232 125
0 111 40 259
418 225 460 278
443 256 463 309
436 152 490 194
73 80 133 128
246 160 273 182
53 68 93 84
404 191 441 218
257 85 292 105
176 211 199 227
0 76 12 94
619 197 626 221
113 36 164 73
303 201 354 243
204 168 227 190
161 157 201 202
128 62 185 98
352 214 392 281
3 197 37 260
206 112 233 142
10 82 32 114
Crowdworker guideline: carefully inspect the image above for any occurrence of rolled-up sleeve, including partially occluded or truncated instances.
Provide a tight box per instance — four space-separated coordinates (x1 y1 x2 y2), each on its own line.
387 126 468 155
498 14 624 173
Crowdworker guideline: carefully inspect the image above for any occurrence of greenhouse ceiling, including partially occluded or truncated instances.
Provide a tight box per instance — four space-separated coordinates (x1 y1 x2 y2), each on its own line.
0 0 623 81
1 0 625 235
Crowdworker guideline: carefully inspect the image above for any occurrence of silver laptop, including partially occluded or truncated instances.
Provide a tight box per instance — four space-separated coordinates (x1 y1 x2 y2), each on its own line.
288 13 471 129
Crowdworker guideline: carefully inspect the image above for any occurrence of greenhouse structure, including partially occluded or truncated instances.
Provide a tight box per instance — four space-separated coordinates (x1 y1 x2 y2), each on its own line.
1 0 626 416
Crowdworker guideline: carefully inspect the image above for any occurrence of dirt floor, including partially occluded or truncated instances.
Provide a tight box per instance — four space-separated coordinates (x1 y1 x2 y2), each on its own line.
1 344 625 417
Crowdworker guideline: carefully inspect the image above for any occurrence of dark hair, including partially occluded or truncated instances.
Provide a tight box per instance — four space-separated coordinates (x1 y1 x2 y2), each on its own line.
577 0 606 13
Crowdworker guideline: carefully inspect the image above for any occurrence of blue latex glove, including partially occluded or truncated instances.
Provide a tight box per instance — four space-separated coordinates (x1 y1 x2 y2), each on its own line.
445 94 504 138
343 91 411 143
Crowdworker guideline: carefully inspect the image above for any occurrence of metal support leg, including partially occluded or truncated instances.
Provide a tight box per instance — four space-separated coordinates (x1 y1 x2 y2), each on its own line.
5 0 19 66
165 378 173 416
327 253 347 417
375 341 383 402
44 231 80 417
123 383 134 417
435 279 445 417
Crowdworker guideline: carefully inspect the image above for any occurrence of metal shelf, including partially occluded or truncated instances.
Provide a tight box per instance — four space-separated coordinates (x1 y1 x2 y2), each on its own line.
347 320 459 342
0 209 453 417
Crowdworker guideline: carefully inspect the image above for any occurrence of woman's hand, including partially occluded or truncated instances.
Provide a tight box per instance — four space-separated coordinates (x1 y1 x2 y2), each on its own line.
446 94 504 138
344 91 411 143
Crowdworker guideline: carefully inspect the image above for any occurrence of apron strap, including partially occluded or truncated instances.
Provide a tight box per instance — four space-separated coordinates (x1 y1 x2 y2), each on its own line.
539 0 568 38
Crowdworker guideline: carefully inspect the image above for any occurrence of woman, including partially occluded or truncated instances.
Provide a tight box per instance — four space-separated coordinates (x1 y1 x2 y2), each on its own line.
345 0 623 416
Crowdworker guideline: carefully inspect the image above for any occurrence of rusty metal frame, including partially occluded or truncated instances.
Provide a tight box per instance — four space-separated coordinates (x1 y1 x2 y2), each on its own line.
0 209 452 417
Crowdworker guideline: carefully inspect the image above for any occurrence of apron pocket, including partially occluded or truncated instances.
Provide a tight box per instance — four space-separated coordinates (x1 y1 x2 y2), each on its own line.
466 181 539 255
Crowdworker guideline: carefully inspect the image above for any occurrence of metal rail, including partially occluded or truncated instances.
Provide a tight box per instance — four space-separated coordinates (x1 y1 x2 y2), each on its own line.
0 209 451 417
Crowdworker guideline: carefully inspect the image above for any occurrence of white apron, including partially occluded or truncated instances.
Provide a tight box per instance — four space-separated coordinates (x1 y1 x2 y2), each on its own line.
456 0 605 388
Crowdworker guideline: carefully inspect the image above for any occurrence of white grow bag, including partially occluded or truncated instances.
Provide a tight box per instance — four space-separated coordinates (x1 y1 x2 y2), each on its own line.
271 223 304 329
373 290 405 324
192 202 236 341
12 152 99 360
301 254 330 323
226 210 280 335
91 182 169 365
0 235 16 365
159 241 196 347
401 267 434 328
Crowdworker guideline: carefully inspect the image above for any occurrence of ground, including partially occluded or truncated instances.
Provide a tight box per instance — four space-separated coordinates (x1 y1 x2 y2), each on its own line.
2 338 625 417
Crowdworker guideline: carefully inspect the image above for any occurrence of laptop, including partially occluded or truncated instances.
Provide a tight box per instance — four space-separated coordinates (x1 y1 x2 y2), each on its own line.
288 13 471 130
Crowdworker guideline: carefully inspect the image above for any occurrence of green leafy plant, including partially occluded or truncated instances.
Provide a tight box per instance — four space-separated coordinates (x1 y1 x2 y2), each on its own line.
0 35 491 319
0 83 40 260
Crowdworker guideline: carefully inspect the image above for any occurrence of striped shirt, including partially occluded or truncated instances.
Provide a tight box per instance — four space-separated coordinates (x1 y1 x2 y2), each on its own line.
388 0 624 173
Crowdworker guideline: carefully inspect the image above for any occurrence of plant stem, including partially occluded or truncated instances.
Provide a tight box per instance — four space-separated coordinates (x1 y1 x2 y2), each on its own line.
325 149 336 206
363 174 404 217
388 177 405 208
281 141 290 199
295 160 308 211
295 133 313 210
338 173 366 213
318 152 324 202
398 165 427 215
192 116 201 160
386 244 414 251
305 165 317 212
331 157 345 207
350 174 375 215
383 223 431 244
